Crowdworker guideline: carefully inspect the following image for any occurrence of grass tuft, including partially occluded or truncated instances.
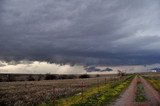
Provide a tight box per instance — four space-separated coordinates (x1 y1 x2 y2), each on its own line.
135 81 147 102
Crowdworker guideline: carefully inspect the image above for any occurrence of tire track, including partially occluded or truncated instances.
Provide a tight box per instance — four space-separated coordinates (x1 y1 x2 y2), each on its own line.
112 76 137 106
140 77 160 106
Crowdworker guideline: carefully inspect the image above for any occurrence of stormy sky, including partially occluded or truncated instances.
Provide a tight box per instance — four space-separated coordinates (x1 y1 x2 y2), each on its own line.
0 0 160 65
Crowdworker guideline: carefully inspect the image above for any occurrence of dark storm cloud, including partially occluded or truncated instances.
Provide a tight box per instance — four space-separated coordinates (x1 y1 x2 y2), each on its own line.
151 68 160 72
102 68 113 72
85 66 113 72
85 66 101 72
0 0 160 65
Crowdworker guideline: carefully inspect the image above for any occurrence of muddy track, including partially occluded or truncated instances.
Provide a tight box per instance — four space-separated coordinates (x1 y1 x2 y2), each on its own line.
111 76 160 106
140 77 160 106
111 76 137 106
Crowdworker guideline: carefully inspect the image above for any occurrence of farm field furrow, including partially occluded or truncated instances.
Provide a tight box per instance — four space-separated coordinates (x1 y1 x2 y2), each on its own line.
0 76 121 106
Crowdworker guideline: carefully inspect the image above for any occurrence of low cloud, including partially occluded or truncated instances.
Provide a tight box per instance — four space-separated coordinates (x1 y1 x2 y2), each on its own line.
85 66 113 72
150 67 160 72
0 61 6 67
101 68 113 72
85 66 101 72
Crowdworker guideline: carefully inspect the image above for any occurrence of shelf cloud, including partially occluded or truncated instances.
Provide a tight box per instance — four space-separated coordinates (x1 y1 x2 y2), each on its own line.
0 0 160 65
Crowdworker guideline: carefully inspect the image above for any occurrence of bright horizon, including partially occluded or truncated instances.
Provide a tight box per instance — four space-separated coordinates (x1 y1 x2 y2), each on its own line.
0 60 159 74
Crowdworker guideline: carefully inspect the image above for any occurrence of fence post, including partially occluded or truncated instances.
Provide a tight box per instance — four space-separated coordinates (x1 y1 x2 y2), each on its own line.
81 81 84 102
97 79 99 92
64 87 67 97
70 83 72 96
104 77 107 86
53 86 56 105
25 82 27 88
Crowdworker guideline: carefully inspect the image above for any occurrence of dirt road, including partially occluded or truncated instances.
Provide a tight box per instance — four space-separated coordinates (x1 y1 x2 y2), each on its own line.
140 77 160 106
112 76 160 106
112 76 137 106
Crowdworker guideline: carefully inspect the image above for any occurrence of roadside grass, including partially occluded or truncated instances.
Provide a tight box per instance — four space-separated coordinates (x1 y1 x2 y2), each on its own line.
56 84 109 106
39 84 110 106
74 79 131 106
135 81 147 102
39 75 134 106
